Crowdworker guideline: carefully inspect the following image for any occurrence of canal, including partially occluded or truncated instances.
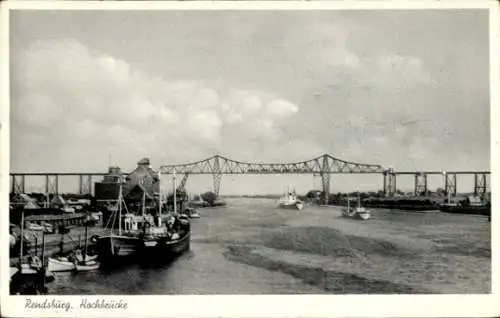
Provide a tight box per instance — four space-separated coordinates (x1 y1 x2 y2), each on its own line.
46 198 491 294
48 199 324 294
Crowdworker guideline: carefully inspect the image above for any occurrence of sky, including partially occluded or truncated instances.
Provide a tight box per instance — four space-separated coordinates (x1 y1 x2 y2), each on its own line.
9 9 491 194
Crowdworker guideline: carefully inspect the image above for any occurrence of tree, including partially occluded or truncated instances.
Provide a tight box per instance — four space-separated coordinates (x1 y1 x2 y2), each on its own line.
201 191 217 206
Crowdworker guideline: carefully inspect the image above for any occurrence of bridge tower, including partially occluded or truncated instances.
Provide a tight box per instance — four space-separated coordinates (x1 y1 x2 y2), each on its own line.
383 168 396 197
11 175 26 194
79 175 92 196
45 175 59 197
414 173 428 196
443 172 457 197
212 155 222 197
320 154 330 204
474 173 488 197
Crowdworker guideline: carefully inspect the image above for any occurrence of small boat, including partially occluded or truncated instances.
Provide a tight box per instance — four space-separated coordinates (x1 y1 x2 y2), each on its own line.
74 220 100 271
75 260 100 271
184 207 200 219
354 207 371 220
342 193 371 220
277 186 304 210
47 257 75 272
19 256 42 275
11 215 54 295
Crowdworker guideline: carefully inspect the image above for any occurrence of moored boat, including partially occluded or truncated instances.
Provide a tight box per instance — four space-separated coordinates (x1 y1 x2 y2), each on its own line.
342 193 371 220
439 195 490 216
75 260 100 271
47 257 75 272
11 212 54 294
139 172 191 258
94 183 142 260
277 186 304 210
74 221 101 271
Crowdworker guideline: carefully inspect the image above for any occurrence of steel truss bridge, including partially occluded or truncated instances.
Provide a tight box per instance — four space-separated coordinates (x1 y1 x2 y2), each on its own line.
10 154 490 202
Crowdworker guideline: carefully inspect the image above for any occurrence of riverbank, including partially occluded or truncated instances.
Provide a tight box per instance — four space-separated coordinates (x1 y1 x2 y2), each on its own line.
206 199 490 293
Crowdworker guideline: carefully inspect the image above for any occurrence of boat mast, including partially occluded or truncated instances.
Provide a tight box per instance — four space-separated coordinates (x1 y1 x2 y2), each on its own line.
173 171 177 215
158 170 162 226
83 217 88 262
141 190 146 217
20 210 25 261
118 183 122 236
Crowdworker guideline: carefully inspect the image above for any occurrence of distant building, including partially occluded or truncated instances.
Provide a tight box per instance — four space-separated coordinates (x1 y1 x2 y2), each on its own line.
94 166 126 202
94 158 159 203
123 158 159 202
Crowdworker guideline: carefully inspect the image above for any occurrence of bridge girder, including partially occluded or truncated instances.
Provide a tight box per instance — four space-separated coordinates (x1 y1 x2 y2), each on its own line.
159 154 384 175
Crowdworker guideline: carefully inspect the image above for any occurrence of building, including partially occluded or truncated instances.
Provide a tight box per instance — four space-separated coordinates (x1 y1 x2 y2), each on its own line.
94 166 126 203
94 158 159 203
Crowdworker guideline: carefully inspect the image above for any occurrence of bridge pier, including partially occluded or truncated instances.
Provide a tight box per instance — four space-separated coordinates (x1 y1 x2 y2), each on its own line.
474 173 488 197
321 155 330 204
212 156 222 197
383 169 396 197
45 175 59 197
443 172 457 197
11 175 25 194
414 173 428 196
79 175 92 195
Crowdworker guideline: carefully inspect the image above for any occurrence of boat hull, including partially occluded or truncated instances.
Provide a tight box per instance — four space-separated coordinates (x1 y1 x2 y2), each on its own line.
356 212 371 220
278 202 304 210
140 230 191 259
95 235 141 259
47 258 75 272
75 261 100 271
439 204 490 216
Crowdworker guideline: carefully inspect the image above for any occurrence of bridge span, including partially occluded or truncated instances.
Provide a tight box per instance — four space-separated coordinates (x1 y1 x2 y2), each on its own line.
10 154 490 202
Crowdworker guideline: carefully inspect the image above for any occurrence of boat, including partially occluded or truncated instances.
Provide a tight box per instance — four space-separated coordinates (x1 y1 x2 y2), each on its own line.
139 171 191 258
11 212 54 294
277 186 304 210
75 260 100 271
342 193 371 220
93 183 142 260
95 170 191 261
439 194 491 216
184 207 200 219
47 257 75 272
74 219 101 271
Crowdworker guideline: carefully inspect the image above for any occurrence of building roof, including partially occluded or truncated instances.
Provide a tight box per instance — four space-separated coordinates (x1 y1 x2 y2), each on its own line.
122 158 159 200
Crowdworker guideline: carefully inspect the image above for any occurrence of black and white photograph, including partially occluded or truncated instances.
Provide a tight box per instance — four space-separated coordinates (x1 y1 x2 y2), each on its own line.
1 1 498 317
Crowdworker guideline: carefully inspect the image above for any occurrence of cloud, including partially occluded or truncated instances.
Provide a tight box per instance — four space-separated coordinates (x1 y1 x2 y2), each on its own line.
11 39 308 171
